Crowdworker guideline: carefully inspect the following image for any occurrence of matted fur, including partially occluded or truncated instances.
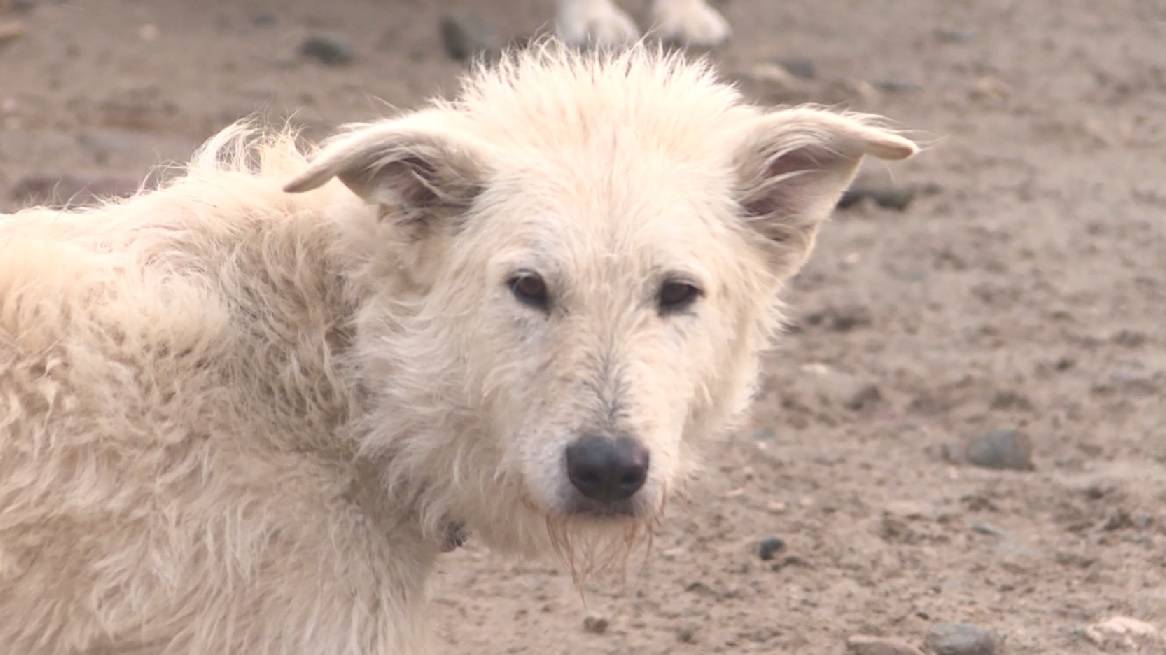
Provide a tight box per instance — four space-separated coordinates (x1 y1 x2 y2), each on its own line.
0 42 916 654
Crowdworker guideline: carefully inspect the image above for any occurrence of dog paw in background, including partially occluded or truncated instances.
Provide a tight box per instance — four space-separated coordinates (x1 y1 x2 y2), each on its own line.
651 0 730 47
555 0 640 49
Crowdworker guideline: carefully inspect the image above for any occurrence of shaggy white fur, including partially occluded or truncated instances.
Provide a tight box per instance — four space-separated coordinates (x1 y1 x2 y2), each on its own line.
0 42 916 654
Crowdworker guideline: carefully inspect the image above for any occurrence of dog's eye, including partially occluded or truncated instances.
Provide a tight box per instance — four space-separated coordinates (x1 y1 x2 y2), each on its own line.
509 272 550 310
658 280 702 313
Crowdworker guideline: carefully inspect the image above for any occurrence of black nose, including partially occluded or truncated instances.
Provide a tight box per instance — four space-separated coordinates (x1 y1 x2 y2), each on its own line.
565 435 650 503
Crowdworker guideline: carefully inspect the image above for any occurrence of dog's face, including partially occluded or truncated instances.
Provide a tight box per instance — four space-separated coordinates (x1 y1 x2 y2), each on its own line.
286 48 916 558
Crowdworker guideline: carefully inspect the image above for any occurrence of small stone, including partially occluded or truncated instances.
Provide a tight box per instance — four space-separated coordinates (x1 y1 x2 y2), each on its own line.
804 304 872 332
298 33 354 66
757 536 785 561
965 429 1034 471
774 56 816 80
677 625 698 643
1082 616 1160 651
925 623 998 655
824 78 879 104
742 62 809 102
582 614 609 634
838 184 917 211
801 363 882 411
874 80 922 94
438 11 501 62
751 427 776 441
935 28 975 43
970 523 1003 537
846 634 926 655
1132 513 1154 530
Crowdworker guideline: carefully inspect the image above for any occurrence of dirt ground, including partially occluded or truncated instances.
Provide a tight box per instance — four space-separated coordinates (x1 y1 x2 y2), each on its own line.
2 0 1164 653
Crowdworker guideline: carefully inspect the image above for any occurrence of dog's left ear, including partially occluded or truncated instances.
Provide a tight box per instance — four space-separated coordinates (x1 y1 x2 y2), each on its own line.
733 107 918 274
284 112 489 224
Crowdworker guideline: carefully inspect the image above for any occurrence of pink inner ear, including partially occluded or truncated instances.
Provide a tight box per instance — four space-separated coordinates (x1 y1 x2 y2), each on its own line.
740 145 834 226
764 144 834 180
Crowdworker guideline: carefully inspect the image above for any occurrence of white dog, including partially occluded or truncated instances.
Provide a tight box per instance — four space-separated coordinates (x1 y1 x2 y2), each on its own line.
0 42 916 654
556 0 731 48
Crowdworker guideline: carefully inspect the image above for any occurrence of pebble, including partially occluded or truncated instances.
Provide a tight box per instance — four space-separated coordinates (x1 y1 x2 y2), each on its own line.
438 11 501 62
298 33 354 66
965 429 1034 471
846 634 926 655
874 80 922 94
804 304 872 332
935 28 975 44
751 427 776 441
800 363 882 412
582 614 609 634
838 185 918 211
925 623 998 655
970 523 1004 537
741 62 809 102
1082 616 1160 651
757 536 785 561
774 56 816 80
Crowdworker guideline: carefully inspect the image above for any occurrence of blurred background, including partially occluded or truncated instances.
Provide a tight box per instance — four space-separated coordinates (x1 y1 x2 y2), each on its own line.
1 1 1162 653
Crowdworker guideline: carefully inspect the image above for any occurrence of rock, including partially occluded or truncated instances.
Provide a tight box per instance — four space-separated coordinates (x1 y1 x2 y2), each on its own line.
1082 616 1161 651
438 11 501 62
965 429 1034 471
582 614 609 634
676 625 698 643
0 18 26 45
801 363 882 412
823 78 879 105
989 390 1033 411
838 184 918 211
925 623 998 655
846 634 926 655
874 80 922 94
757 536 785 561
804 304 872 332
751 427 776 441
970 523 1003 537
10 172 142 207
774 56 816 80
740 62 810 103
298 33 354 66
935 28 975 44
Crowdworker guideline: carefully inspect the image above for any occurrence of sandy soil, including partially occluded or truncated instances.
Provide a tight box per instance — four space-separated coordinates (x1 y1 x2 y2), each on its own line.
2 1 1164 653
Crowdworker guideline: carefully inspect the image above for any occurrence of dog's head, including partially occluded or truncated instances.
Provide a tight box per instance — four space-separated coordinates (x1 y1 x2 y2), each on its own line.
285 45 917 564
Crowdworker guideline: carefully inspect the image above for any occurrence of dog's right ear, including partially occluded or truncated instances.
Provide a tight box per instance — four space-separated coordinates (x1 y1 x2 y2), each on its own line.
284 113 490 224
732 107 918 276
